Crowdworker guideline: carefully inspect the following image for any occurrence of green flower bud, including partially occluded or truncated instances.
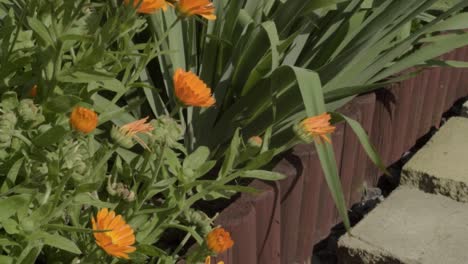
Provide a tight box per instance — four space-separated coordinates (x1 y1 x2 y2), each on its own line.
10 137 23 151
247 136 263 148
124 191 136 202
0 134 11 148
0 150 8 160
150 115 184 146
1 92 19 111
111 126 134 149
107 182 118 196
293 122 313 143
17 99 44 128
0 112 17 130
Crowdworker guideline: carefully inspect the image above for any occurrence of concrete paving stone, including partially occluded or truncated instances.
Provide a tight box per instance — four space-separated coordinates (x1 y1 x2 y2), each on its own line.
338 186 468 264
401 117 468 202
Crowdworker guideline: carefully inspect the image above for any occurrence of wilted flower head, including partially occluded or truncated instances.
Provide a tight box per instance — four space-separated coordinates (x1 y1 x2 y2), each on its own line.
70 106 98 134
206 227 234 254
92 208 136 259
124 0 167 13
294 113 335 144
111 117 154 150
174 0 216 20
174 69 215 108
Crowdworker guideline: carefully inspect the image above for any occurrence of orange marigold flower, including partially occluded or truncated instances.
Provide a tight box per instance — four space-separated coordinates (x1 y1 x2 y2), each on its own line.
92 208 136 259
175 0 216 20
174 69 215 107
70 106 98 134
124 0 167 14
29 85 38 97
206 227 234 254
111 117 154 150
294 113 335 144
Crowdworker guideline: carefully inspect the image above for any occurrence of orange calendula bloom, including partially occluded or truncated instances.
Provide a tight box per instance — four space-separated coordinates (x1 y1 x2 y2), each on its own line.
206 227 234 254
70 106 98 134
175 0 216 20
124 0 167 14
92 208 136 259
295 113 336 144
174 69 215 107
111 117 154 150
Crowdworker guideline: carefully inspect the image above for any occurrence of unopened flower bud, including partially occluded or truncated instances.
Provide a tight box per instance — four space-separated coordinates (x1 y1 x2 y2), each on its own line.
110 126 135 149
106 181 118 196
247 136 262 148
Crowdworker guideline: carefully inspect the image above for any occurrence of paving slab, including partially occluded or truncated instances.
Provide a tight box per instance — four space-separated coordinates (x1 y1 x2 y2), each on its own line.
401 117 468 202
338 186 468 264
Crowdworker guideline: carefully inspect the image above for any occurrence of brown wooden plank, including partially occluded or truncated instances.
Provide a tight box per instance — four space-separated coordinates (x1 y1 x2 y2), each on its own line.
240 180 281 264
420 67 441 134
454 47 467 100
366 86 397 184
276 149 306 264
294 145 321 263
214 200 257 264
405 71 426 150
337 103 361 207
444 50 461 111
352 93 377 194
415 69 432 140
389 71 414 163
432 52 452 127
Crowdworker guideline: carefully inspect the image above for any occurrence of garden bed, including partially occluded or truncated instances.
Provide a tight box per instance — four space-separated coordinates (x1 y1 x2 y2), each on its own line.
209 46 468 264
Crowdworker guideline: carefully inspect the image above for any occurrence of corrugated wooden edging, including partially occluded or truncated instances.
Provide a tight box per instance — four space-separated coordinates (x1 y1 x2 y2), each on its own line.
206 47 468 264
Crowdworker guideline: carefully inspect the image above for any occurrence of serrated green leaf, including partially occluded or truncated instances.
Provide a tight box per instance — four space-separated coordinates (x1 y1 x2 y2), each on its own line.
32 126 68 147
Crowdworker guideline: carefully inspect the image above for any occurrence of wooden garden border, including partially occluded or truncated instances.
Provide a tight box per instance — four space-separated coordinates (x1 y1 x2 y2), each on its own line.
208 46 468 264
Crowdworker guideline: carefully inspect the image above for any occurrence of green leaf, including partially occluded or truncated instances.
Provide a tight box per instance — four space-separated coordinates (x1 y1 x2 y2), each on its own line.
240 170 286 181
333 113 389 175
44 224 101 233
0 255 13 264
425 59 468 68
44 95 80 113
138 244 167 257
293 66 351 231
0 194 29 222
27 17 54 46
0 157 24 192
30 231 81 254
0 238 20 247
428 12 468 32
219 128 241 178
58 70 114 83
73 193 116 208
32 126 68 147
183 146 210 171
244 149 276 170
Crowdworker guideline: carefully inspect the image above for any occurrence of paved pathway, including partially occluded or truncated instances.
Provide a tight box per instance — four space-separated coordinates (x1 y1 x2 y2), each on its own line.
338 117 468 264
